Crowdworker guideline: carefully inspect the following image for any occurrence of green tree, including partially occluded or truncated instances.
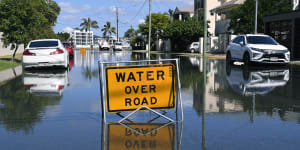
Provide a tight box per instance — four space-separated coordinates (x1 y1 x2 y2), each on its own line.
163 17 204 51
55 32 70 42
124 28 136 39
80 17 99 48
139 13 170 49
229 0 292 34
0 0 60 60
101 22 116 40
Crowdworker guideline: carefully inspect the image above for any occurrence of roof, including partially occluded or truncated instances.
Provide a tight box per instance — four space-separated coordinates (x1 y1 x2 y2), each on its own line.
263 9 300 23
174 5 194 14
211 0 245 13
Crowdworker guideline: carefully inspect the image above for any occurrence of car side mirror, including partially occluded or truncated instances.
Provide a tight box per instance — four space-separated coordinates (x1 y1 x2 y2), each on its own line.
239 41 244 47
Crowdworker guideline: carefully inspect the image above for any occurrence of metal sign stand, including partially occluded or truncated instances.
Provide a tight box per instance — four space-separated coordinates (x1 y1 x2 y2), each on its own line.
98 59 184 123
99 59 183 150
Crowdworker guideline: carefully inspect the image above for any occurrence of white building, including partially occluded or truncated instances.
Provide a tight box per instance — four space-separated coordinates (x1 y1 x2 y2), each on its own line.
194 0 224 36
69 30 94 48
210 0 245 35
0 32 24 57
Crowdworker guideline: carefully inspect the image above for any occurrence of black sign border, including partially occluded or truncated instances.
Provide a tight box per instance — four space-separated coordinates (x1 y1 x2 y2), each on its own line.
105 64 176 112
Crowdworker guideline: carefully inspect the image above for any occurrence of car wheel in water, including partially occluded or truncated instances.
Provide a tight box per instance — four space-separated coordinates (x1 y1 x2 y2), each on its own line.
242 65 250 81
243 53 251 66
226 52 232 64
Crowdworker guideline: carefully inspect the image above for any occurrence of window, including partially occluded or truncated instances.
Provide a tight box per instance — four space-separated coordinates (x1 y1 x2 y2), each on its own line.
246 36 277 45
63 43 70 48
29 41 58 48
232 37 240 44
240 36 245 45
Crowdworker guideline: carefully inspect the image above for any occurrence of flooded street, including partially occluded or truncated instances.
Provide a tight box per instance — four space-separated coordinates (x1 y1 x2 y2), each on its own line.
0 50 300 150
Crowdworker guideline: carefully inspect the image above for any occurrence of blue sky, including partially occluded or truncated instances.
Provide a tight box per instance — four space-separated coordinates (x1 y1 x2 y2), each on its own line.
54 0 193 37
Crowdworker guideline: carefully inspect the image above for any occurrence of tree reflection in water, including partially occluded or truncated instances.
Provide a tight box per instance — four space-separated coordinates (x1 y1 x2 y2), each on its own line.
0 77 61 134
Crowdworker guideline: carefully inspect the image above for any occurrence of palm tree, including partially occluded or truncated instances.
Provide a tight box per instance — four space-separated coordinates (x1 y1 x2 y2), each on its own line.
168 9 174 22
101 22 116 41
80 17 99 48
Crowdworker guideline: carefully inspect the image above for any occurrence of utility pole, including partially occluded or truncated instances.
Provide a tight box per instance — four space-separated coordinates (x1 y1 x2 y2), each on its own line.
116 7 119 42
255 0 258 34
203 0 207 57
148 0 152 55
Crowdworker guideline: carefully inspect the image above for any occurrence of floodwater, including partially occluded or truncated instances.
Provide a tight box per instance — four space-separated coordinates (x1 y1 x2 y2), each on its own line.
0 50 299 150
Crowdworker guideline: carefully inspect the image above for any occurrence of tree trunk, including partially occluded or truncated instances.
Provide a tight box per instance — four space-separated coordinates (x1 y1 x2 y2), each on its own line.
12 44 19 62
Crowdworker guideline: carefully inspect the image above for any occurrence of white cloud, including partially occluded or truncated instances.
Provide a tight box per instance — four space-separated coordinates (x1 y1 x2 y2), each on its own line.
60 15 80 22
63 27 74 33
138 19 145 24
110 6 126 14
96 7 106 13
59 2 92 14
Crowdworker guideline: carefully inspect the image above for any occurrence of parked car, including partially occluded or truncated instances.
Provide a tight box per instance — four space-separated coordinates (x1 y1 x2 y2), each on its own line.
226 34 290 65
99 40 110 50
114 42 123 51
122 42 132 50
188 42 200 53
22 39 69 69
62 41 74 56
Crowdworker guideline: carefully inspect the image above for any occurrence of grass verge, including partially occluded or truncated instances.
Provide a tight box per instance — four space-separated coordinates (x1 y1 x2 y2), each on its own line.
0 54 22 71
133 50 226 59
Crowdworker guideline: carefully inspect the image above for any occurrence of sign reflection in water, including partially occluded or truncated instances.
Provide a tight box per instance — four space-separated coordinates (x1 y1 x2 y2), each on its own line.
106 123 176 150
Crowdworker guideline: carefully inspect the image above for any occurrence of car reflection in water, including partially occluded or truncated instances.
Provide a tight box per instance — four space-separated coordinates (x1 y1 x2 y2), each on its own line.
23 68 69 96
226 64 289 96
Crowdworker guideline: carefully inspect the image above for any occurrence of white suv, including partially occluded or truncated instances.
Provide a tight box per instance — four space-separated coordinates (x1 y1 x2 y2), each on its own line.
226 34 290 65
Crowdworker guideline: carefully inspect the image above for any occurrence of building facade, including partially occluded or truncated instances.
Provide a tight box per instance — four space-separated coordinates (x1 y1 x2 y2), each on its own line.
210 0 245 35
264 10 300 60
70 30 94 48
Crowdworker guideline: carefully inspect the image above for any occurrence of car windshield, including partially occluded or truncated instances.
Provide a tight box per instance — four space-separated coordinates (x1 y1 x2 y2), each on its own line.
193 43 199 46
246 36 277 45
29 41 58 48
116 43 122 45
63 43 70 48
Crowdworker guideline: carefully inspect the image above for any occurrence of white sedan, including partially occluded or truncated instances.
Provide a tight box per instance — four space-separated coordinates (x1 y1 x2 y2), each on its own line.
226 34 290 65
22 39 69 68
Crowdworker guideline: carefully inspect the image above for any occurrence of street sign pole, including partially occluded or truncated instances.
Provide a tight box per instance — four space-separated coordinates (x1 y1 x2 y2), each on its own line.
203 0 207 57
116 7 120 42
148 0 152 56
255 0 258 34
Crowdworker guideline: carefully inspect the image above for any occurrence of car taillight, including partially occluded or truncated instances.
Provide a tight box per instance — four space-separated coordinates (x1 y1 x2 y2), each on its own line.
23 50 36 56
50 49 64 55
52 85 64 90
24 84 36 89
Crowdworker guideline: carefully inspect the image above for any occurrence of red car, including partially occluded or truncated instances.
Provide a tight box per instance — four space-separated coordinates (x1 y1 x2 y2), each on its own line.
62 42 73 56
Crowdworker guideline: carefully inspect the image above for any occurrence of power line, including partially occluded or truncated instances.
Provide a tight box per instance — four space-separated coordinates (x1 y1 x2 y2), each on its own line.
128 0 147 25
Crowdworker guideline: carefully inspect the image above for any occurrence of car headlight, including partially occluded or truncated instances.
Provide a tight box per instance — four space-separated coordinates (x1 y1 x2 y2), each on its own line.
251 47 264 53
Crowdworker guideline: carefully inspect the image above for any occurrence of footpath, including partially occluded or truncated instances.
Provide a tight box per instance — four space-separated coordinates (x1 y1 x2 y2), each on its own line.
0 65 23 86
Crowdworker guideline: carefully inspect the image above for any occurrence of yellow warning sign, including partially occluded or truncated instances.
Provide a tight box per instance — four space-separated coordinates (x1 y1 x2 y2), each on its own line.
105 64 175 112
107 123 175 150
80 48 86 55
